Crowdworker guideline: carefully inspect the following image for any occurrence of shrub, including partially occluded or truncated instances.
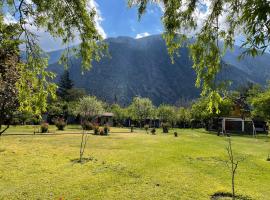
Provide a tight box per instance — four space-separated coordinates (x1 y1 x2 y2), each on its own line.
100 128 105 136
93 125 100 135
41 122 49 133
144 124 149 133
267 154 270 161
81 120 93 130
162 122 170 133
174 132 178 137
104 125 110 135
151 128 156 135
54 118 66 131
130 125 134 133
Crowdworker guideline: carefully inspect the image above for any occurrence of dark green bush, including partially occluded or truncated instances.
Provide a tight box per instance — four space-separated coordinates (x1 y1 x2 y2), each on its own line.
93 125 100 135
81 120 93 130
151 128 156 135
174 132 178 137
144 124 149 133
54 118 66 130
41 123 49 133
104 125 110 135
162 122 170 133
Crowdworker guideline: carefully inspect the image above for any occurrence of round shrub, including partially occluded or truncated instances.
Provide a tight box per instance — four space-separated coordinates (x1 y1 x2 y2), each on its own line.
93 125 100 135
174 132 178 137
151 128 156 135
54 118 66 131
81 120 93 130
162 122 170 133
41 122 49 133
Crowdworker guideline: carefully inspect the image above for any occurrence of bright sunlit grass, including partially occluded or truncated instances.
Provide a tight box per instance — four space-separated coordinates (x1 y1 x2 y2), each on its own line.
0 126 269 199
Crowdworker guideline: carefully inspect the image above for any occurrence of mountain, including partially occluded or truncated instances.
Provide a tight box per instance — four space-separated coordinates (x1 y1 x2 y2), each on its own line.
47 35 270 106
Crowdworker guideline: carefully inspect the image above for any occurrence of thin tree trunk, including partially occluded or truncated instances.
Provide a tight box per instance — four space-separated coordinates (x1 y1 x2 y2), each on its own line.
0 124 9 136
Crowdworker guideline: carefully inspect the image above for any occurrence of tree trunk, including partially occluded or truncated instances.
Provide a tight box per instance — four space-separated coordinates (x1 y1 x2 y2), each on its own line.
0 124 10 136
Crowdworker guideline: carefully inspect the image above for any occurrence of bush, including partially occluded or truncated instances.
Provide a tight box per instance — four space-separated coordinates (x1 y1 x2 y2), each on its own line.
151 128 156 135
100 128 105 135
130 125 134 133
41 123 49 133
93 125 100 135
174 132 178 137
104 125 110 135
144 124 149 133
81 120 93 130
54 118 66 131
162 122 170 133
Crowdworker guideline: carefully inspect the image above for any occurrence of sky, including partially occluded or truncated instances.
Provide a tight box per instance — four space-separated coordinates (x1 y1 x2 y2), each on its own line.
35 0 165 52
3 0 249 52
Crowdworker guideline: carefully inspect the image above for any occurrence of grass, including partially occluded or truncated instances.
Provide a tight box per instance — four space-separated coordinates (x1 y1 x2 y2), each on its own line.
0 126 269 200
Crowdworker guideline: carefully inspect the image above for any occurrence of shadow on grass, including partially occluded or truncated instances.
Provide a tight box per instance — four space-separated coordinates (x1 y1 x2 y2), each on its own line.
211 192 252 200
204 130 269 139
70 156 98 164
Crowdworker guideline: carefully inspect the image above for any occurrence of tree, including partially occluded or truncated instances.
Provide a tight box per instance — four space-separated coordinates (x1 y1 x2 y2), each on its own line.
57 70 73 101
130 0 270 112
75 96 104 162
111 104 128 126
129 97 154 128
1 0 106 118
177 107 191 128
0 21 21 135
226 138 245 199
249 85 270 121
157 104 176 125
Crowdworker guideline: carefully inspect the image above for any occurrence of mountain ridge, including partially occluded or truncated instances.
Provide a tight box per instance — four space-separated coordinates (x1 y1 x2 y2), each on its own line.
47 35 270 105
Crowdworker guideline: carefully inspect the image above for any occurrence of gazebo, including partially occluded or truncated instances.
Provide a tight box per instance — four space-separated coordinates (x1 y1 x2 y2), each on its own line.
220 117 256 136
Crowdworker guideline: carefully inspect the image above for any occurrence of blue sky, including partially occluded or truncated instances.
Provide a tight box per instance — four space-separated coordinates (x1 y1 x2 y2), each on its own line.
96 0 163 38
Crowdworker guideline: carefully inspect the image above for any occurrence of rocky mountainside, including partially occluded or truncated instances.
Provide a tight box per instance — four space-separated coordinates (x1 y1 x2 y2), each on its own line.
47 35 270 105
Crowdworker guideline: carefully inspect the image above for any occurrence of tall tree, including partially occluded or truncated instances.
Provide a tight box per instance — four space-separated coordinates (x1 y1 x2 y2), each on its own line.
129 97 154 128
57 70 74 101
0 19 21 135
75 96 104 162
130 0 270 112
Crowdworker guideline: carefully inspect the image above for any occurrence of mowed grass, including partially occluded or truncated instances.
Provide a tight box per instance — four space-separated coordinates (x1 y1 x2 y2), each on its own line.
0 126 269 200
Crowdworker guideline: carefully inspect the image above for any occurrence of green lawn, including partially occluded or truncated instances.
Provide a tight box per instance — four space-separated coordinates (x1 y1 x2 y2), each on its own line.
0 126 269 200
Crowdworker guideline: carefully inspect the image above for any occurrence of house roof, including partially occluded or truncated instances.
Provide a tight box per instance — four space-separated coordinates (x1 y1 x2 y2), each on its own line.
101 112 114 117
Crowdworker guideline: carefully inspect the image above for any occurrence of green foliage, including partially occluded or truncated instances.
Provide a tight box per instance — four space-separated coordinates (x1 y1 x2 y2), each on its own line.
54 118 66 131
81 120 93 131
0 19 21 134
161 122 170 133
129 97 154 126
57 70 73 101
177 107 191 127
157 104 176 124
110 104 128 124
144 124 149 133
40 122 49 133
103 125 110 135
1 0 107 119
249 85 270 121
75 96 104 120
93 125 100 135
130 0 270 112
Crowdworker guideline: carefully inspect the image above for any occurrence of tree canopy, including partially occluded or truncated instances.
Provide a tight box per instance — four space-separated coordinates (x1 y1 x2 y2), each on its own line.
0 0 106 117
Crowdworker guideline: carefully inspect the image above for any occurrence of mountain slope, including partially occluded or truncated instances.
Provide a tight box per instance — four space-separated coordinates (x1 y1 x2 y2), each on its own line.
48 35 270 105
